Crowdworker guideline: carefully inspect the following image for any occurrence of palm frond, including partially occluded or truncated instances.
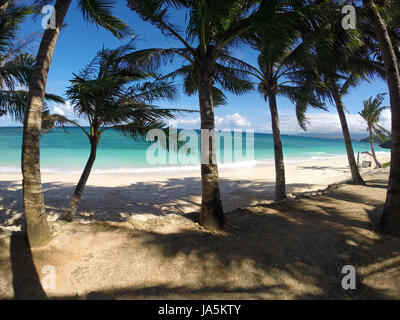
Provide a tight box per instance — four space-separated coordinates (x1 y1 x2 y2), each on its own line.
41 113 75 134
78 0 131 39
127 80 177 103
66 44 197 142
0 89 65 122
359 92 391 139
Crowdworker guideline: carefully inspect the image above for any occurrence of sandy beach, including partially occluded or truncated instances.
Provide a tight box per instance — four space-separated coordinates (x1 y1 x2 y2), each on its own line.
0 161 398 299
0 154 390 230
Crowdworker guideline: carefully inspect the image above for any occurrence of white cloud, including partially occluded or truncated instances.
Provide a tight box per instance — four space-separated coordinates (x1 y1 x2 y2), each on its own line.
215 113 252 129
379 108 392 130
52 100 75 117
176 113 252 130
274 110 392 136
63 101 74 112
48 101 91 126
177 118 201 127
52 105 65 115
176 110 392 137
0 115 19 126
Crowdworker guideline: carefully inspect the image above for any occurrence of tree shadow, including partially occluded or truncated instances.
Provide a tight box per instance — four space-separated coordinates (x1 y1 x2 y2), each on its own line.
68 204 399 299
48 176 399 299
84 284 288 300
0 177 318 227
364 178 390 190
79 172 398 299
0 181 24 229
9 232 47 300
1 172 398 300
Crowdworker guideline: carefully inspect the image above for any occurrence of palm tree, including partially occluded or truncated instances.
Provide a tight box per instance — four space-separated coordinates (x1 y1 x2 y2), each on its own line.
300 10 386 185
0 3 64 125
126 0 317 230
1 3 35 112
245 30 325 201
22 0 130 247
322 71 371 185
359 93 390 168
362 0 400 237
49 44 190 221
0 12 64 122
1 90 64 123
360 0 400 66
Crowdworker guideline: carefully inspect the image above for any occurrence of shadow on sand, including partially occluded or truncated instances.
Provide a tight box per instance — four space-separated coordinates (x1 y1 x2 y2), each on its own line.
9 232 47 299
0 177 318 226
0 172 399 300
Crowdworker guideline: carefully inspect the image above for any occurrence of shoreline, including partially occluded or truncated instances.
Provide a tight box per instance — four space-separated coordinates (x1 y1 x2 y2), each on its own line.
1 166 398 299
0 151 390 176
0 154 390 230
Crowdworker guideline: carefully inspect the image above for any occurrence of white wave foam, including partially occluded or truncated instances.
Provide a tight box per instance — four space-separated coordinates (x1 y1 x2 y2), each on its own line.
0 151 390 175
304 152 327 155
0 166 20 173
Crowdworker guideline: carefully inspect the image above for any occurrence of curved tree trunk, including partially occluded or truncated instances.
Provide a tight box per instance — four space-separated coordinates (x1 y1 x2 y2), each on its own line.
21 0 71 247
197 67 224 230
369 125 382 168
63 137 99 222
332 89 365 185
268 93 286 201
363 0 400 237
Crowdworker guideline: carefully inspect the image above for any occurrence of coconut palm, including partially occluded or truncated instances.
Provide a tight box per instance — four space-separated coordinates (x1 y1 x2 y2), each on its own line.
246 31 325 201
0 3 35 111
360 0 400 66
49 44 192 221
1 90 64 123
299 9 386 185
318 70 374 185
359 93 390 168
362 0 400 237
0 2 64 124
126 0 322 229
22 0 130 247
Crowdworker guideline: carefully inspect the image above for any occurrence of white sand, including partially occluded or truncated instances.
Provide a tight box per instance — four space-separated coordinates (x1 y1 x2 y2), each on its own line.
0 164 398 300
0 154 390 229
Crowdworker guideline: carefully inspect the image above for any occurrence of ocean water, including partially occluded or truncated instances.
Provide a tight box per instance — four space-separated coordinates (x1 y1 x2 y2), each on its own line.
0 127 389 174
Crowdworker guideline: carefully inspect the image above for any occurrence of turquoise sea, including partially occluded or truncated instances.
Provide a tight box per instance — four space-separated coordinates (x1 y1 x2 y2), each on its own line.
0 127 389 174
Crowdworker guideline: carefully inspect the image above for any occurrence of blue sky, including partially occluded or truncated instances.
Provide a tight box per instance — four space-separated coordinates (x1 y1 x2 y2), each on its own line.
0 1 392 138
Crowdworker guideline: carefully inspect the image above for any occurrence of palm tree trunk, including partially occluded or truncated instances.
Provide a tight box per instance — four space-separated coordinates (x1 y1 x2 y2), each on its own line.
332 89 365 185
369 125 382 168
197 68 224 230
364 0 400 237
64 138 98 222
63 137 99 222
268 93 286 201
21 0 71 247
